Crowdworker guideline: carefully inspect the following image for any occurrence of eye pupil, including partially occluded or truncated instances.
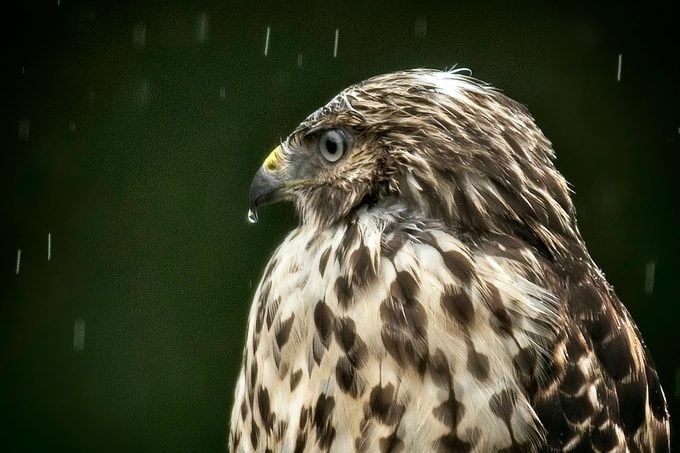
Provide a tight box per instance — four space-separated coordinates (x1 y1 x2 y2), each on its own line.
318 129 347 163
325 139 337 154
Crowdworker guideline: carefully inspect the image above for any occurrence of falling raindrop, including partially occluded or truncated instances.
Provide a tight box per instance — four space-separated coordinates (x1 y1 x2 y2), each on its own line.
18 118 30 140
644 260 656 295
196 12 209 43
73 318 86 353
15 249 21 275
297 53 303 67
414 16 427 39
333 29 339 58
247 209 259 224
133 23 146 50
616 53 622 82
48 233 52 261
135 79 151 108
264 26 271 57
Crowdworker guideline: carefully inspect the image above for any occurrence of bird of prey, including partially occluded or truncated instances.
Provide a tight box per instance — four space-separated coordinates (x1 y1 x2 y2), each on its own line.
229 69 670 452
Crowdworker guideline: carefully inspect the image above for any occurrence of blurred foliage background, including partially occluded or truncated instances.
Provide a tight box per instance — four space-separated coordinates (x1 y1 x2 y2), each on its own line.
2 1 678 451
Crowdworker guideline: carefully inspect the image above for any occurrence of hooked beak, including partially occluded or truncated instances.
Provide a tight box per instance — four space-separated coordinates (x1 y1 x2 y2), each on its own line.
248 145 286 223
249 166 285 210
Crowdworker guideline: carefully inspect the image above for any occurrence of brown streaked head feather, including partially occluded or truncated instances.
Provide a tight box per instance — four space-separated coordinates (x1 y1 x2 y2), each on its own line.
277 69 582 265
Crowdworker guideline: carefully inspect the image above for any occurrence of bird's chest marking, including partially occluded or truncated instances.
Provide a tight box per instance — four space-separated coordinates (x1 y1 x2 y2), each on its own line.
235 220 565 452
239 224 388 440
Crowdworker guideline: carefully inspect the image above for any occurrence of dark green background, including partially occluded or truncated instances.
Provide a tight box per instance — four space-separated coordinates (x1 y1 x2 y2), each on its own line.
2 1 678 451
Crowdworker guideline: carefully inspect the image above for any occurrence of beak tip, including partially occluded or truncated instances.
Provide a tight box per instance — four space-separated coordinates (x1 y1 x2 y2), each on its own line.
248 166 285 218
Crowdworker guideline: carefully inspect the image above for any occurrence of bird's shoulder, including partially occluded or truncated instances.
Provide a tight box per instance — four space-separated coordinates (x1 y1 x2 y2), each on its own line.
465 226 670 452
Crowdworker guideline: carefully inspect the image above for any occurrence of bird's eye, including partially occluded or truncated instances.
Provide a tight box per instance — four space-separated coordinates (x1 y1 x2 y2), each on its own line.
317 129 347 163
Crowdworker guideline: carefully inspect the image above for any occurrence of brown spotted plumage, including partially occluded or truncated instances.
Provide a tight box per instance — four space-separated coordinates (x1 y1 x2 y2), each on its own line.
229 69 670 452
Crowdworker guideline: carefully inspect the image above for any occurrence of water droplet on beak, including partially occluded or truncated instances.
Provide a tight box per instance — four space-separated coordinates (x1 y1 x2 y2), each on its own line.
247 208 259 224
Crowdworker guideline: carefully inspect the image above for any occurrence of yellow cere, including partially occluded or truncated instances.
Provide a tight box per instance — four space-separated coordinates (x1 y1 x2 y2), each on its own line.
263 145 282 173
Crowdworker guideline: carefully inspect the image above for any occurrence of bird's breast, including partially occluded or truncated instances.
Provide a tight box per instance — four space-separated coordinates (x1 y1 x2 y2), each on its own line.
230 216 562 452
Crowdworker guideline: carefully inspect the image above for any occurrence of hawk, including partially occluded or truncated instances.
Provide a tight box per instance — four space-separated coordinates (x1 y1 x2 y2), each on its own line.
229 69 670 452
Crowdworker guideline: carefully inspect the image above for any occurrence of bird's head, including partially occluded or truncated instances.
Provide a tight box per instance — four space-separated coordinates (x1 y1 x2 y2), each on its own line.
250 69 583 261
